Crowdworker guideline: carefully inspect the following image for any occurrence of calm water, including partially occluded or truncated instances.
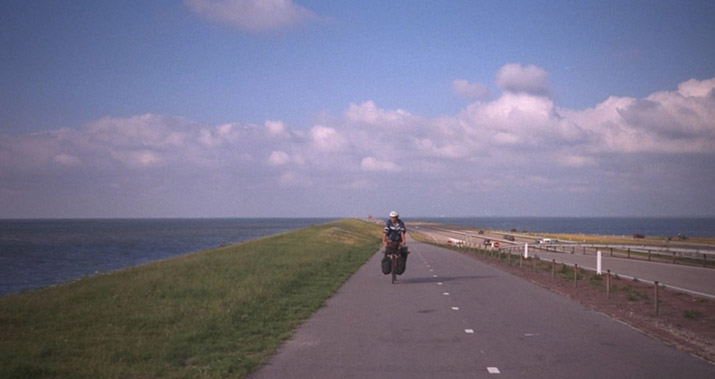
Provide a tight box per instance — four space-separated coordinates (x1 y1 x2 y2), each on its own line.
0 218 334 297
414 217 715 237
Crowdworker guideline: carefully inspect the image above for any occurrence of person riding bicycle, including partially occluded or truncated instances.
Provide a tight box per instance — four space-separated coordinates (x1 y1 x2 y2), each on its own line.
382 211 408 275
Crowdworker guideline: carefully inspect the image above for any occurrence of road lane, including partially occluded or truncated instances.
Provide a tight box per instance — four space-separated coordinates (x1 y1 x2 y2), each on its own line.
250 239 715 378
416 224 715 298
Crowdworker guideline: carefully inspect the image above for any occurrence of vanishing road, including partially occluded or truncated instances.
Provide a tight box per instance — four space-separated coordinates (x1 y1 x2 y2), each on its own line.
250 238 715 378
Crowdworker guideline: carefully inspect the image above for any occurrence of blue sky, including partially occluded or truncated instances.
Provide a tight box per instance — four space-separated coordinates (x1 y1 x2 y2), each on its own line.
1 0 714 218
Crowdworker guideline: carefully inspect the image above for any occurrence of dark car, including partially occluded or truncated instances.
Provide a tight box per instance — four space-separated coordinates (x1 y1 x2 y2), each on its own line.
504 235 515 241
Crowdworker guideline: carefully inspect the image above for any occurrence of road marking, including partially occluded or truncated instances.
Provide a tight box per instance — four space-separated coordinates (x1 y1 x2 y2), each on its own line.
487 367 500 374
451 307 459 310
437 282 443 285
429 269 434 272
443 292 450 296
465 329 474 334
432 274 438 278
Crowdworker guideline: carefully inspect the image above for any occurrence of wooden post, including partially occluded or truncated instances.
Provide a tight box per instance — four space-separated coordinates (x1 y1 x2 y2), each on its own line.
654 281 660 316
627 248 631 259
704 253 708 268
574 264 578 288
610 247 613 257
606 269 611 300
648 250 651 262
672 252 676 264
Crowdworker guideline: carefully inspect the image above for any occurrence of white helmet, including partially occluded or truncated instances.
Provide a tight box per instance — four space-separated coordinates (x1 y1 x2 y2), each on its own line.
389 211 399 218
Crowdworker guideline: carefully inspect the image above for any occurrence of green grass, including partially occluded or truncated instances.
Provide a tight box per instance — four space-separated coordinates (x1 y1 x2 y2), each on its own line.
0 219 382 378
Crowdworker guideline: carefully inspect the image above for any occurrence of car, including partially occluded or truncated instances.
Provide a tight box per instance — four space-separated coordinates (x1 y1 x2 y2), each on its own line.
504 235 515 241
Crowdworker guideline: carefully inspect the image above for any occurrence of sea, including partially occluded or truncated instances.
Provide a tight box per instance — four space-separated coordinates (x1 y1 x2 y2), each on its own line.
1 217 713 297
0 218 334 297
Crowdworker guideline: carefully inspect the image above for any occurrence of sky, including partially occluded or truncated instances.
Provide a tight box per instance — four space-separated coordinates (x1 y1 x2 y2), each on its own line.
1 0 714 218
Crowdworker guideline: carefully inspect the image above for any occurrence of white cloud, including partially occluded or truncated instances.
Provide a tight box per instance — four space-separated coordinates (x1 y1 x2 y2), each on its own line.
452 79 491 99
309 125 347 152
360 156 400 172
496 63 550 97
185 0 317 32
2 68 714 217
345 100 412 126
265 120 290 138
561 77 715 154
268 150 290 166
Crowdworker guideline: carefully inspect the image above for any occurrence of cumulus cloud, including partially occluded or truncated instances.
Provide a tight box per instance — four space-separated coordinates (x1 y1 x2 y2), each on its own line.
496 63 550 97
345 100 412 126
2 65 714 217
452 79 491 99
360 157 400 172
309 125 347 152
268 150 290 166
185 0 317 32
560 78 715 154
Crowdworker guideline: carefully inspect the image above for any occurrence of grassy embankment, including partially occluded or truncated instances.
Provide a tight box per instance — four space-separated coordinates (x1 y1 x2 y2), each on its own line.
0 219 382 379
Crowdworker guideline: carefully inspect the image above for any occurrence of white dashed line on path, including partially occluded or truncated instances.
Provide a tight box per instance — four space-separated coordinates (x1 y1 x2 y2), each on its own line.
487 367 500 374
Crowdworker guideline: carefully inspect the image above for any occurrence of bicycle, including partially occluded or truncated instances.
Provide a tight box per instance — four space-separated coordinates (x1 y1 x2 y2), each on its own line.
385 242 403 284
387 250 400 284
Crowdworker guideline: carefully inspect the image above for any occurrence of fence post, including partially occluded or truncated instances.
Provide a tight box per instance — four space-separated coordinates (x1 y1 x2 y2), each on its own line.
610 247 613 257
606 269 611 300
597 250 602 275
672 252 676 264
574 264 578 288
704 253 708 268
648 250 652 262
628 248 631 259
654 281 660 316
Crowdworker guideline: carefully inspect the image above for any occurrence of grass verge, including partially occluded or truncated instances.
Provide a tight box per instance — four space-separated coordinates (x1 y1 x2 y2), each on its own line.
0 219 382 378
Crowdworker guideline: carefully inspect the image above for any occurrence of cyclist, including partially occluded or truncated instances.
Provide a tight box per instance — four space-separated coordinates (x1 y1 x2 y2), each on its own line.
381 211 408 275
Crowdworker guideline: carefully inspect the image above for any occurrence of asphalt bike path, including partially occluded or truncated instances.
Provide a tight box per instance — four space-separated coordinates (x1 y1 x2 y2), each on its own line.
250 238 715 378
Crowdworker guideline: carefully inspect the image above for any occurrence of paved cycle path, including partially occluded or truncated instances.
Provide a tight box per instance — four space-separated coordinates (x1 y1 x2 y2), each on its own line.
249 239 715 378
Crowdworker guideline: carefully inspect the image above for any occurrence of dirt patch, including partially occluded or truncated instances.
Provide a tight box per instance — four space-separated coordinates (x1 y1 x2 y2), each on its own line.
464 250 715 365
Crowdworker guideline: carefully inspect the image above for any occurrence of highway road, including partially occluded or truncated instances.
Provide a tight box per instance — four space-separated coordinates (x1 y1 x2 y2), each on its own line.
415 224 715 299
250 239 715 378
